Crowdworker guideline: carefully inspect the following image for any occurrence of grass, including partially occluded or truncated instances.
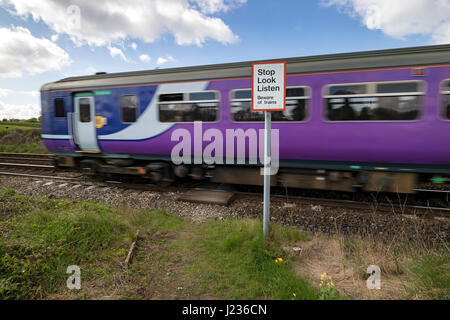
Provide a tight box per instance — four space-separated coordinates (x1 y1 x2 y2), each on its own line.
0 190 321 300
296 233 450 300
407 252 450 300
0 143 47 153
185 219 320 300
0 190 134 299
0 189 447 300
0 127 47 153
0 119 41 130
0 123 40 130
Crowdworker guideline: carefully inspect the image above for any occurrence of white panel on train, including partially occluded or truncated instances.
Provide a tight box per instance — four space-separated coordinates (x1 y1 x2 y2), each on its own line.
98 81 209 141
74 95 100 152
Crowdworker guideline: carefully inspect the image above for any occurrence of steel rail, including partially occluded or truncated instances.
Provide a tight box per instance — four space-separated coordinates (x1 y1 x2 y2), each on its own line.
0 170 449 218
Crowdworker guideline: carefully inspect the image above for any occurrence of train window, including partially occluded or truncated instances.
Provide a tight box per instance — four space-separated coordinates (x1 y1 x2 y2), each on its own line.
158 91 219 122
234 90 251 100
231 87 309 122
159 93 183 102
445 80 450 91
120 95 138 123
445 95 450 119
54 99 65 118
189 92 216 101
442 80 450 120
377 82 420 93
287 87 305 97
79 98 91 123
328 84 367 96
325 81 424 121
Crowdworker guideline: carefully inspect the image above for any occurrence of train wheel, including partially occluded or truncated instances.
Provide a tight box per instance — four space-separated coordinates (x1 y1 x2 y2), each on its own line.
145 162 175 186
79 159 100 176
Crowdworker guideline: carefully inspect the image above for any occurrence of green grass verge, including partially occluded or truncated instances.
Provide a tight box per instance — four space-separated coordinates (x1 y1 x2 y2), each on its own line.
0 128 47 153
184 219 320 300
1 189 448 300
0 190 321 300
0 190 133 299
0 143 48 154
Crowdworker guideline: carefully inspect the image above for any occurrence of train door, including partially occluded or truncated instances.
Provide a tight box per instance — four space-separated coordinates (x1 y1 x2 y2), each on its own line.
73 94 100 152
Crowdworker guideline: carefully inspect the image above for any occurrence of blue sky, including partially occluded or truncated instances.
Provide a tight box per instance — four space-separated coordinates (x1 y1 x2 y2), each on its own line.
0 0 449 119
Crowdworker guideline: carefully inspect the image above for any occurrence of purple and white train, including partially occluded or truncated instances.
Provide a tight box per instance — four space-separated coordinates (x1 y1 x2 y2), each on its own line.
41 44 450 193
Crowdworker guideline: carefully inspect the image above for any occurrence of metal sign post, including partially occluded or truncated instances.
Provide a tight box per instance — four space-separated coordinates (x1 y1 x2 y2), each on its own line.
252 61 286 238
263 111 271 238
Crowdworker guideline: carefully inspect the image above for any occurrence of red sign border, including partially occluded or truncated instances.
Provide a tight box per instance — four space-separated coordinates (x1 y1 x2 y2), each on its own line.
251 61 286 112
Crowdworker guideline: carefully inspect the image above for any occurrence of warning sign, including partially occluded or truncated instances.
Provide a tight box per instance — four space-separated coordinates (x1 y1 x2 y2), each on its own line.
252 61 286 111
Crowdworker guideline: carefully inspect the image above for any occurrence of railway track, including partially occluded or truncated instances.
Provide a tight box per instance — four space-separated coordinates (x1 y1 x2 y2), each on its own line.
0 169 449 219
0 152 53 166
2 170 447 245
190 185 450 218
0 152 52 159
0 152 448 219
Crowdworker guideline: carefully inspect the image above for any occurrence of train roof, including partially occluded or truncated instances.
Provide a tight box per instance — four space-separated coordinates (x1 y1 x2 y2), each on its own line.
41 44 450 92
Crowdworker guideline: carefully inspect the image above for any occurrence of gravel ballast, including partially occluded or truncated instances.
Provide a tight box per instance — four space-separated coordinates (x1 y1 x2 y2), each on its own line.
1 176 449 247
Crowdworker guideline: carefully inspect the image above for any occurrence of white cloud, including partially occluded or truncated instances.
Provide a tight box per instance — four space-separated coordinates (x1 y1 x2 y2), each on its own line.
323 0 450 44
0 26 71 78
0 0 240 47
0 88 38 98
0 101 40 119
139 54 151 63
0 88 40 119
156 55 175 66
432 21 450 44
85 66 97 74
51 33 58 42
108 45 128 62
192 0 247 14
0 88 13 98
130 42 137 50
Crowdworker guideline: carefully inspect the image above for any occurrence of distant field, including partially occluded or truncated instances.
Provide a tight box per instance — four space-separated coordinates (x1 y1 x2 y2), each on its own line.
0 121 41 131
0 122 47 153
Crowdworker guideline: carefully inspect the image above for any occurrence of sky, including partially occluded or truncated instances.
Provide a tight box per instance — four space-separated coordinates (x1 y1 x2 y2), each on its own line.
0 0 449 119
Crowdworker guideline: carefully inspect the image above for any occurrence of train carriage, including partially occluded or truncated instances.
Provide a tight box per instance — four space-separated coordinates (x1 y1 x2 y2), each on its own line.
40 44 450 193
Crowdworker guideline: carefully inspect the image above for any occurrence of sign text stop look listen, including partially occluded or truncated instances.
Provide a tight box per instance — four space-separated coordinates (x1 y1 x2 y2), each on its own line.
252 61 286 111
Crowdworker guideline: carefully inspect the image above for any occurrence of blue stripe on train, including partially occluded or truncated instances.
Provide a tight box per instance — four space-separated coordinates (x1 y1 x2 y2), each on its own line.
41 85 159 136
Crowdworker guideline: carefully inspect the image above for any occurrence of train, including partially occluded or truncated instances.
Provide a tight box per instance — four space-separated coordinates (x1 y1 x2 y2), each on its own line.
41 44 450 193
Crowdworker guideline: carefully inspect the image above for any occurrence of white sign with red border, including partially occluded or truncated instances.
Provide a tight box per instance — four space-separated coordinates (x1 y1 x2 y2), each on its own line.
252 61 286 111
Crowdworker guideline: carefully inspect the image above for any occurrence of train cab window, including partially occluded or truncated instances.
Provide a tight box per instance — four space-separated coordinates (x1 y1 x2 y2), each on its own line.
79 98 91 122
120 95 138 123
54 99 66 118
442 80 450 120
158 91 219 122
325 81 424 121
231 87 309 122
